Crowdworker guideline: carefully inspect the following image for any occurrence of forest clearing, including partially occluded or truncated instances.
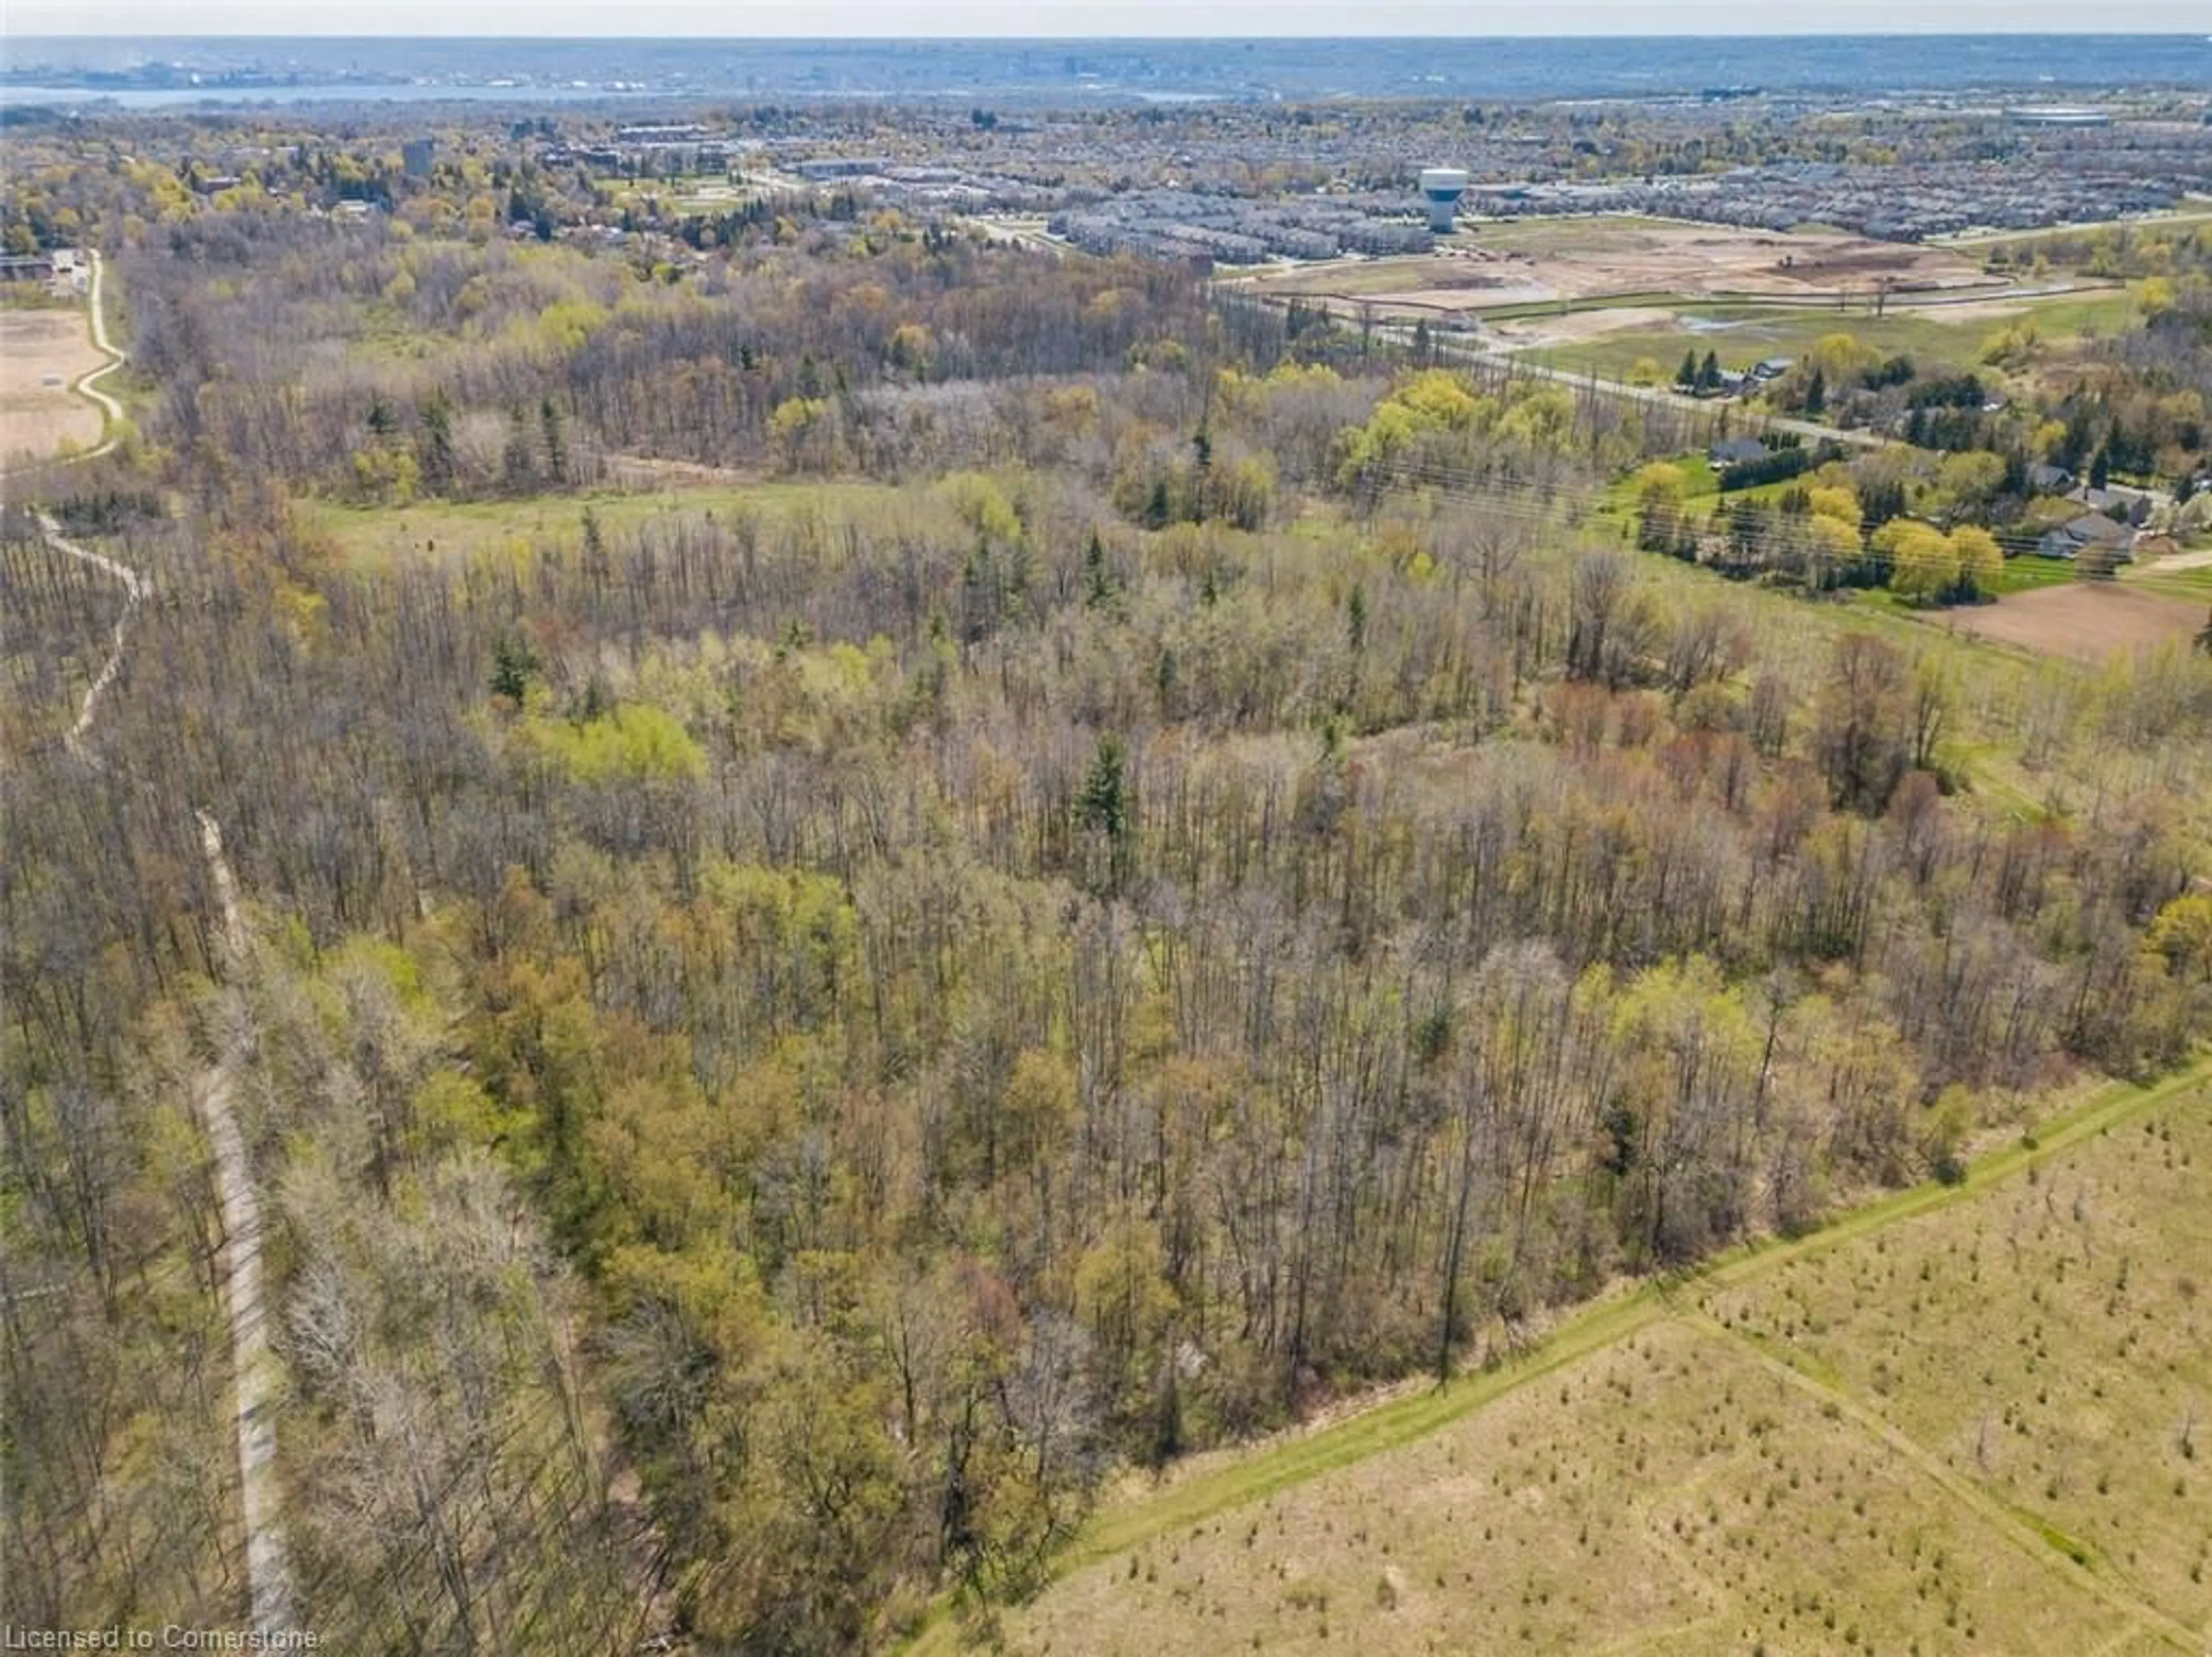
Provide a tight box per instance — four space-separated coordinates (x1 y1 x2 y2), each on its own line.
0 305 103 460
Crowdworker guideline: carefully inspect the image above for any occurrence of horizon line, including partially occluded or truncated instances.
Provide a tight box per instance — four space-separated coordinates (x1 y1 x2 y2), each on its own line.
11 26 2212 39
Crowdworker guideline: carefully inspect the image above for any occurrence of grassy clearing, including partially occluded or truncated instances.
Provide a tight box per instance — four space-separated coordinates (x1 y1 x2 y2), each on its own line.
1520 288 2138 384
1450 213 1689 254
590 171 766 212
2125 561 2212 606
1988 555 2088 596
299 479 914 573
0 303 105 460
1934 208 2212 252
914 1057 2212 1655
1002 1320 2135 1657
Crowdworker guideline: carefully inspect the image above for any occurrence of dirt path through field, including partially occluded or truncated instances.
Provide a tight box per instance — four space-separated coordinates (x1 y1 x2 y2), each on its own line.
39 510 145 755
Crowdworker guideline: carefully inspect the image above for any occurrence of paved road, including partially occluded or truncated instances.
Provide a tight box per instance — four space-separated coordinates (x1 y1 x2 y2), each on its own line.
1215 281 1893 451
1385 320 1892 451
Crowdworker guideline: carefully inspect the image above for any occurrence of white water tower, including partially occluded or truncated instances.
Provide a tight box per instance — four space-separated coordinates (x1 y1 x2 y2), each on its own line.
1420 167 1469 233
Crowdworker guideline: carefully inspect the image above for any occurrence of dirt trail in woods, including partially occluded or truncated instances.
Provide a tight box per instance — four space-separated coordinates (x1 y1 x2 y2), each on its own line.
30 250 297 1638
40 510 143 756
198 810 297 1636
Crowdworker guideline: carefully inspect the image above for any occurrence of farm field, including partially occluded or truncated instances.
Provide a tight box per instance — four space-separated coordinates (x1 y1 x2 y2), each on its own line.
0 305 103 460
983 1072 2212 1657
1941 581 2206 662
1243 215 2003 321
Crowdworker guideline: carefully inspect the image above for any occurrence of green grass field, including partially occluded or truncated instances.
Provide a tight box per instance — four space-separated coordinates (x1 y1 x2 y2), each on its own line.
916 1058 2212 1656
1933 207 2212 253
1988 554 2089 596
1520 288 2139 385
2125 559 2212 605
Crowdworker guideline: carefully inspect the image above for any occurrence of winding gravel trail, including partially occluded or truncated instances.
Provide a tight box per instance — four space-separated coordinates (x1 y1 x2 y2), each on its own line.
39 510 143 756
27 248 296 1637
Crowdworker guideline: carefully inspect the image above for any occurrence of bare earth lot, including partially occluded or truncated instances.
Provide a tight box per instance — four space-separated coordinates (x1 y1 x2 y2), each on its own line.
1945 582 2206 662
0 308 102 459
1247 217 1998 321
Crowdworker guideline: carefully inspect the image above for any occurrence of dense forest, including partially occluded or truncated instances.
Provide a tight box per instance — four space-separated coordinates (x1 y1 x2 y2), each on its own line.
5 115 2212 1657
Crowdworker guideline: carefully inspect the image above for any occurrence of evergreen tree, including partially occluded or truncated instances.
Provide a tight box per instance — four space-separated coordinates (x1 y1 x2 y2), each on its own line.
1082 531 1117 611
1075 735 1130 843
539 397 567 485
414 389 456 496
490 632 540 702
1075 734 1135 894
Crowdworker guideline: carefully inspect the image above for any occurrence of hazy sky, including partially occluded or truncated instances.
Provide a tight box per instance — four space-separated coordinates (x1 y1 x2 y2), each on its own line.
7 0 2198 35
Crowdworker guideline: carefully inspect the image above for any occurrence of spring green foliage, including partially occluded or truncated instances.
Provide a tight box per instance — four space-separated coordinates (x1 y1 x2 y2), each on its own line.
527 702 707 783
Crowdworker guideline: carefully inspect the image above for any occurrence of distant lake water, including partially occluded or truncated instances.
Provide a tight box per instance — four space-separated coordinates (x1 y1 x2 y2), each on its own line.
1 83 656 110
5 35 2209 109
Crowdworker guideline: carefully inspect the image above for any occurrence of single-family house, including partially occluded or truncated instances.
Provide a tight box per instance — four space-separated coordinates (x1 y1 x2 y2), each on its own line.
1709 437 1768 468
2037 513 2134 562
